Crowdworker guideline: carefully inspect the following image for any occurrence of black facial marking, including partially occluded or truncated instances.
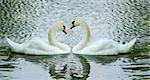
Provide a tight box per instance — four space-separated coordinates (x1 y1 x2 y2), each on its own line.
63 25 66 29
72 21 75 24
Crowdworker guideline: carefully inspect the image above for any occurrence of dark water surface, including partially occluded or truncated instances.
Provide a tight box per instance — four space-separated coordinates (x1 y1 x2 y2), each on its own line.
0 52 149 80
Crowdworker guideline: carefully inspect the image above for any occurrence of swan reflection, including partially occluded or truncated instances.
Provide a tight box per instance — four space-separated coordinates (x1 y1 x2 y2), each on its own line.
49 54 90 80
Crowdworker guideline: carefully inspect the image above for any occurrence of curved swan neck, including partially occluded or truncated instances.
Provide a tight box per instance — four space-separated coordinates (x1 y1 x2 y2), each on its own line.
48 27 67 51
48 29 57 45
74 21 90 51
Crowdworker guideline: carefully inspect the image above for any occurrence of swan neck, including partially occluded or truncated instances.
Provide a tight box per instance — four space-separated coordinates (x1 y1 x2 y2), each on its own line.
75 21 90 51
48 28 69 51
48 29 57 45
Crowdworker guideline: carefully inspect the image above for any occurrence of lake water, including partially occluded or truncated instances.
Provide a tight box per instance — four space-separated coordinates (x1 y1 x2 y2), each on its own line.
0 0 149 80
0 52 149 80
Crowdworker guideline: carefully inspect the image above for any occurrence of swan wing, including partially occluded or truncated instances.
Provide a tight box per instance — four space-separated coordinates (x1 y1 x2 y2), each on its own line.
78 38 116 52
75 48 118 55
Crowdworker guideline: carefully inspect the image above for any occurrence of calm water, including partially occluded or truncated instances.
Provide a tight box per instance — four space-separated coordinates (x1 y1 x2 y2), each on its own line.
0 53 149 80
0 0 150 80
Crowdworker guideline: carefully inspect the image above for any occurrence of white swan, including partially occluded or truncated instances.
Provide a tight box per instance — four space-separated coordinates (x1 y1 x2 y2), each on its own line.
6 21 71 55
70 17 137 55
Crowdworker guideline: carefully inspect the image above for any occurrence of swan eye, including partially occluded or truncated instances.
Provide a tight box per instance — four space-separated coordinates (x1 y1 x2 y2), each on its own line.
72 21 75 24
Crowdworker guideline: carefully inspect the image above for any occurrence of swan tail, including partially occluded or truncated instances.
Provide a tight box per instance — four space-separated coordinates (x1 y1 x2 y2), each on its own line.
125 38 137 48
121 38 137 53
6 38 23 53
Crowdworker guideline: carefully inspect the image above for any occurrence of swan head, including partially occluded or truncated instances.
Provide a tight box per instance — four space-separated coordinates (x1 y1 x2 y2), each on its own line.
52 21 67 34
70 16 83 29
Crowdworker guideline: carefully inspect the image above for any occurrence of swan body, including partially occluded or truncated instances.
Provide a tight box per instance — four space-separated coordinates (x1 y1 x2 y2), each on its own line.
7 21 71 55
73 38 137 55
71 17 137 55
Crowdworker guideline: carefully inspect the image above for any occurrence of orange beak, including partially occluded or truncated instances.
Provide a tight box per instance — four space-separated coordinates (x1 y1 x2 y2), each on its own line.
63 29 67 34
70 24 75 29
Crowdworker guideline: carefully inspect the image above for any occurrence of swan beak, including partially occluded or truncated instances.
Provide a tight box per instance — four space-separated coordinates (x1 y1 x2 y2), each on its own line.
63 29 67 34
70 24 75 29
